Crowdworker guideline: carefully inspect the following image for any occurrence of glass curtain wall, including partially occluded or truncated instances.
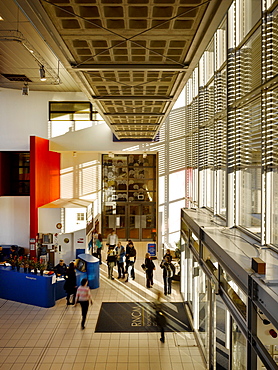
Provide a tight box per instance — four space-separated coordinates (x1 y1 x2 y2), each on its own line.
181 0 278 244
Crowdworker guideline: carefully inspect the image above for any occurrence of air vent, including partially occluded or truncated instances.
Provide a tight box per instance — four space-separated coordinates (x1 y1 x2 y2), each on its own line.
1 74 32 82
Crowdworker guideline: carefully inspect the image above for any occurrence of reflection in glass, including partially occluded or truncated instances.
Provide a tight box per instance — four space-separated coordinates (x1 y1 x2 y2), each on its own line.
232 321 247 369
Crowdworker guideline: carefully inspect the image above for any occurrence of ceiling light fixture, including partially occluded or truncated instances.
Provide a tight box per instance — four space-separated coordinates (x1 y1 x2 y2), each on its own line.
22 83 29 96
39 65 46 81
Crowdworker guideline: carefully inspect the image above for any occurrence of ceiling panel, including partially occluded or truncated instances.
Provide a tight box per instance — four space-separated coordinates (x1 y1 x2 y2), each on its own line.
0 0 231 139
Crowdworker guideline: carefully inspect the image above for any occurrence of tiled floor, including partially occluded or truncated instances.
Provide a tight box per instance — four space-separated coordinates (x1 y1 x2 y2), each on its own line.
0 253 205 370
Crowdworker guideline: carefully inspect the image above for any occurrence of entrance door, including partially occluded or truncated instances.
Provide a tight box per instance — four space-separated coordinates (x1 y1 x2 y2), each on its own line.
128 204 155 240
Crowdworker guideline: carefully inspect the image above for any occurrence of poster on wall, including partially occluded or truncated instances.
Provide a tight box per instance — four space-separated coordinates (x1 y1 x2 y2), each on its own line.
147 243 156 257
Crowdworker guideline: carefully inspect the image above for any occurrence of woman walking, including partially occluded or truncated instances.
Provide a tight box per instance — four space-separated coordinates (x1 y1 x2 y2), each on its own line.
64 261 77 306
145 253 155 288
74 278 93 329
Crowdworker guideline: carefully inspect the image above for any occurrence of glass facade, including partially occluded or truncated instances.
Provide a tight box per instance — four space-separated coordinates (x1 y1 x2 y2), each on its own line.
173 0 278 245
177 1 278 369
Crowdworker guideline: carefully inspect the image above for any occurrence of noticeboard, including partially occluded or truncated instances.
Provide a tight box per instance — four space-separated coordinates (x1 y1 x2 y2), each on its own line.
147 243 156 257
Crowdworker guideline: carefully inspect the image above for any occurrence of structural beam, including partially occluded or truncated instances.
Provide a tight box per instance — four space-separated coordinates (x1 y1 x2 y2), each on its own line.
111 123 159 126
72 64 188 71
93 95 173 101
104 112 164 116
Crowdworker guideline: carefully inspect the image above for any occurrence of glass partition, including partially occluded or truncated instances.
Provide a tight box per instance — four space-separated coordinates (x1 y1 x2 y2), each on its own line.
232 321 247 369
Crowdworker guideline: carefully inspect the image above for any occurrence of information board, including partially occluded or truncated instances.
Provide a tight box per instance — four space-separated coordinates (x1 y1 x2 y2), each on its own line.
147 243 156 257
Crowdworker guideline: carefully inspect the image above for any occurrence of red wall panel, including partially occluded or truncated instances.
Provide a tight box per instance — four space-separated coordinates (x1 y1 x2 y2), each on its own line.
30 136 60 255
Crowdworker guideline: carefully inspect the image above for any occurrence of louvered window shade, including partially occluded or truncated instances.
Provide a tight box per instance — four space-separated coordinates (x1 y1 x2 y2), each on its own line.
198 82 215 171
235 29 261 101
214 118 227 170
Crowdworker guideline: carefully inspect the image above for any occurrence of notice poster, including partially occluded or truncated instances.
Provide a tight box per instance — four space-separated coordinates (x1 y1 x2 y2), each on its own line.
147 243 156 257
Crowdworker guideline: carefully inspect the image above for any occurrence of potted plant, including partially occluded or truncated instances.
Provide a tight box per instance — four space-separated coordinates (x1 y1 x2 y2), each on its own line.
15 256 23 272
28 258 35 273
37 259 46 275
22 256 29 273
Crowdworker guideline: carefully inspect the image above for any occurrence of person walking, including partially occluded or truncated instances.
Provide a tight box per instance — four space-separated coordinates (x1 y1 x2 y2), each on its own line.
154 291 167 343
64 261 77 306
160 256 175 295
144 253 155 288
106 229 118 250
115 241 125 279
96 234 103 264
125 244 136 282
74 278 92 329
106 246 117 280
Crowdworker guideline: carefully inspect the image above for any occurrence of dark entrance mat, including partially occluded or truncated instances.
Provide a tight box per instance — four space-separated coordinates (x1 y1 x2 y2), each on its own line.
95 302 192 333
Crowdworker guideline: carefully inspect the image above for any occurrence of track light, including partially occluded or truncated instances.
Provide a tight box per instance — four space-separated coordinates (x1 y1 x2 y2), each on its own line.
22 83 29 96
39 65 46 81
143 152 147 159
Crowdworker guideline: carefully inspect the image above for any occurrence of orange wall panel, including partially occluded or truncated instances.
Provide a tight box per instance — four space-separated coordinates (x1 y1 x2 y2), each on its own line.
30 136 60 253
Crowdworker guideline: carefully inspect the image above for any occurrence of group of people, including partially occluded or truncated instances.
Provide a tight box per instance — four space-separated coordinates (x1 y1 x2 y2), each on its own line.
106 231 137 282
56 231 176 335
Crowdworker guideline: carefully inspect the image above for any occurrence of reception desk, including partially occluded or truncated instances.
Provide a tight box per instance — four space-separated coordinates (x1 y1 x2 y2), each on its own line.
0 255 99 308
0 267 56 308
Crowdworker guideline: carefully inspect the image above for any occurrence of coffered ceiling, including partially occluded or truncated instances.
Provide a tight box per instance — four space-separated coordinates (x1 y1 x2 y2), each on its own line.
0 0 231 140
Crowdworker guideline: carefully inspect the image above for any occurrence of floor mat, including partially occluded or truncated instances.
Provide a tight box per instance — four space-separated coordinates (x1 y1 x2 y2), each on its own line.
95 302 192 333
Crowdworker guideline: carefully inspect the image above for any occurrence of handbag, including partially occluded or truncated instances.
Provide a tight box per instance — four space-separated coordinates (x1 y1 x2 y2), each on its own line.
141 263 147 271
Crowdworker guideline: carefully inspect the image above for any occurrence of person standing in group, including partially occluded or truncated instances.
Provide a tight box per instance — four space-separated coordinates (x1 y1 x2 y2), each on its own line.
64 261 77 306
74 278 92 329
115 241 125 279
125 240 133 274
144 252 155 288
95 234 103 264
163 249 173 262
106 229 118 250
160 256 175 295
106 246 117 280
125 243 136 282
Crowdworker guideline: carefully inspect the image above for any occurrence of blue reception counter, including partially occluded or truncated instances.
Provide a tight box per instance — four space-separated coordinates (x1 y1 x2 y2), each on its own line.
0 267 56 308
0 256 99 308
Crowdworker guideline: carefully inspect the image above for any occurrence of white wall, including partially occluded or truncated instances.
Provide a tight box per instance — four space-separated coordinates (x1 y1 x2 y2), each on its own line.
0 196 30 247
38 208 61 233
56 233 73 265
73 229 86 255
65 208 86 233
0 88 88 150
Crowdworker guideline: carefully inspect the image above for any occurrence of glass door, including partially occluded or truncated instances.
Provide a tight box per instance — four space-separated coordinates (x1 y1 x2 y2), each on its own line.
128 204 156 240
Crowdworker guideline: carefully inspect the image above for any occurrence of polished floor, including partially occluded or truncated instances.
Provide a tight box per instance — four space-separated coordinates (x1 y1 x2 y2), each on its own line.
0 252 205 370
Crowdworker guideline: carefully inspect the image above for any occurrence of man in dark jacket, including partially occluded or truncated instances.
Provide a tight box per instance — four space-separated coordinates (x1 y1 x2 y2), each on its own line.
125 244 136 282
55 259 67 277
160 256 175 295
